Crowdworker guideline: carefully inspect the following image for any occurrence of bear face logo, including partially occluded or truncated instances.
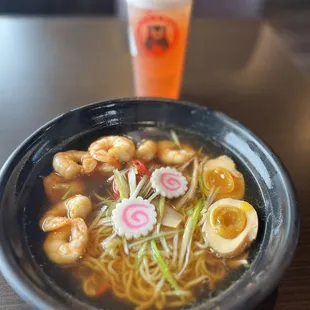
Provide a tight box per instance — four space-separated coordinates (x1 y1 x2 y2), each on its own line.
136 15 178 56
145 25 169 53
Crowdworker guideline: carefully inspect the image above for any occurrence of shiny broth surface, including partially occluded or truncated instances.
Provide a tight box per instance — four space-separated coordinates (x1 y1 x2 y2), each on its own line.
24 128 264 310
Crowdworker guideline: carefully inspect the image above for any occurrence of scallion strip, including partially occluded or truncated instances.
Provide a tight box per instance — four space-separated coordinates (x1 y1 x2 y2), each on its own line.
130 174 148 198
186 208 194 216
129 230 182 249
179 199 203 268
105 200 118 216
170 130 181 148
93 191 105 201
128 167 137 197
135 242 148 267
148 191 159 203
93 192 115 207
198 175 206 197
176 157 198 210
159 195 165 222
151 240 180 290
113 170 128 199
61 187 72 200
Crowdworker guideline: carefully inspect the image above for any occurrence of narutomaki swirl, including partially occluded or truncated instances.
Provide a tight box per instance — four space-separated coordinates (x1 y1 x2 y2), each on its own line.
151 167 188 198
112 197 157 239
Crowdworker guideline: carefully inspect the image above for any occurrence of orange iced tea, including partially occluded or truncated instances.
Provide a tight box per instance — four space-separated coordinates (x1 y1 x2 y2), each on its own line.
126 0 192 98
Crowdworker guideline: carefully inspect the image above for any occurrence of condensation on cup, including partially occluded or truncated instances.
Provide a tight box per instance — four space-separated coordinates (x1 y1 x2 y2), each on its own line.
126 0 193 99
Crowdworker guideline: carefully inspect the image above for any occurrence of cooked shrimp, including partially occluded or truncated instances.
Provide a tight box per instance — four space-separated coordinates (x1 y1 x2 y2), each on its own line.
43 172 85 203
40 195 92 232
43 218 88 264
96 161 121 176
157 141 195 165
136 140 157 162
88 136 135 163
53 151 97 180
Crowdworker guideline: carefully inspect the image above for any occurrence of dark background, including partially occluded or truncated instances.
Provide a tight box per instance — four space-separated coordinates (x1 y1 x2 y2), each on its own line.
0 0 308 17
0 0 116 15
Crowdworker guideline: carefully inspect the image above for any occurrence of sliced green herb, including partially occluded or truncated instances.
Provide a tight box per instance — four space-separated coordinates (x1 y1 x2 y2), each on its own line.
128 167 137 197
113 170 129 199
61 187 72 200
131 174 148 198
151 240 180 290
170 130 181 148
159 195 165 222
179 199 203 267
93 191 106 202
198 175 207 197
93 191 115 207
186 208 194 216
135 242 148 267
129 230 182 249
105 199 119 216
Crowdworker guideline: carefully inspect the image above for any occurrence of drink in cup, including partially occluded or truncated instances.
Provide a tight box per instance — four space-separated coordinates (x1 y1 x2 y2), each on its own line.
126 0 193 99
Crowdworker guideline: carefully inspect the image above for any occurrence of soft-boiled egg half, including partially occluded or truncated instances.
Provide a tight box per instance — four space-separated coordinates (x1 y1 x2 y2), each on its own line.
203 155 245 201
204 198 258 258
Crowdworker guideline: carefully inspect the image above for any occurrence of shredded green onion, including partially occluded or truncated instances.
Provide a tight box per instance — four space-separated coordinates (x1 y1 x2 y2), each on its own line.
148 191 159 203
176 157 198 210
198 175 207 197
155 196 170 256
92 191 106 202
186 208 194 216
197 147 204 155
123 237 129 255
129 230 182 249
114 170 129 199
241 260 250 268
128 167 137 197
130 174 148 198
179 199 203 268
95 201 108 208
170 130 181 148
135 242 148 267
61 187 72 200
105 200 119 216
93 191 115 207
159 195 165 222
151 240 180 290
140 181 153 199
132 165 138 175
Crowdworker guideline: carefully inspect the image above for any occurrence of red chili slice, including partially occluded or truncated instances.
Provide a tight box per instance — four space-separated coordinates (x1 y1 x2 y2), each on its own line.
96 283 109 295
132 160 151 176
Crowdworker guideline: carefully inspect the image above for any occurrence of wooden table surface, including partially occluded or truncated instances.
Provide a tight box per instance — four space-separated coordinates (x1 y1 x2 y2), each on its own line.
0 16 310 310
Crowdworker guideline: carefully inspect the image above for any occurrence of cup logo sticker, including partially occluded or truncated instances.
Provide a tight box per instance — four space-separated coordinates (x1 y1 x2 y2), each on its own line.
136 15 179 56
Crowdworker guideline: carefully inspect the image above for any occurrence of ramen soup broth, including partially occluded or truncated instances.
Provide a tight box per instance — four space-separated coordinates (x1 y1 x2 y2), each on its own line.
24 128 264 310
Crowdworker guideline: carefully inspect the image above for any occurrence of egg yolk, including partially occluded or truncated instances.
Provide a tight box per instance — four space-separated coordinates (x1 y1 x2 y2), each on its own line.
206 168 235 194
211 206 247 239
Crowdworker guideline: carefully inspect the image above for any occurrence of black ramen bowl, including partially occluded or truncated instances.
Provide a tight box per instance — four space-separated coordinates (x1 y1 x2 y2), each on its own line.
0 98 299 310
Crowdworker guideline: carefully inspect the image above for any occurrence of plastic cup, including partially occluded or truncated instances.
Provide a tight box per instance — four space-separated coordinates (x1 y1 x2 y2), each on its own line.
126 0 193 99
